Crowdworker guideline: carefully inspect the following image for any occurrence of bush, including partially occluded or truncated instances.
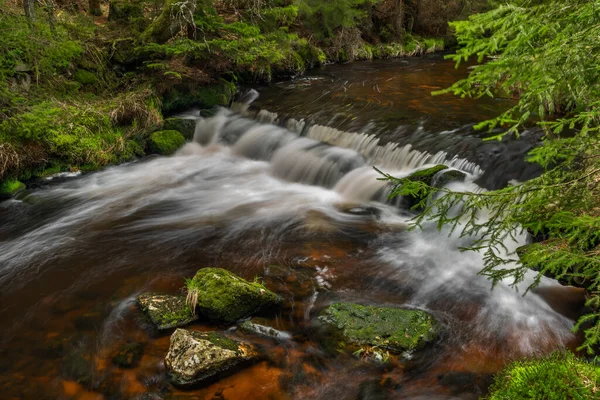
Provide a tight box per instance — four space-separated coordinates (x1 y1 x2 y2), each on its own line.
486 352 600 400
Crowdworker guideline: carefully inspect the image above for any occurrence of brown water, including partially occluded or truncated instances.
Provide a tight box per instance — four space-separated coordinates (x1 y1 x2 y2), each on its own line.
0 56 584 400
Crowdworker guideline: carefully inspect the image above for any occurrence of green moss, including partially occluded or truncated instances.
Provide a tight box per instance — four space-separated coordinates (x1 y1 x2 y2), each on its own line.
0 179 25 197
137 294 198 330
407 165 449 184
319 303 439 353
162 118 197 140
147 130 186 155
486 352 600 399
185 268 282 323
434 169 467 188
162 81 237 113
203 332 240 354
73 69 98 85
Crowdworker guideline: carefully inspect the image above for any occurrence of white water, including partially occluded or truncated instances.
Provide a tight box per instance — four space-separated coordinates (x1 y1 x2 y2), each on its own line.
0 108 574 356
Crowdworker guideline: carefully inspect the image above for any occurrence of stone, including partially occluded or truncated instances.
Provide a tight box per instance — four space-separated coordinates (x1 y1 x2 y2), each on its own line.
0 179 25 199
147 130 186 155
165 329 258 387
186 268 282 323
137 294 198 330
434 169 467 188
238 319 292 341
402 164 449 210
319 303 439 353
162 118 197 140
112 341 144 368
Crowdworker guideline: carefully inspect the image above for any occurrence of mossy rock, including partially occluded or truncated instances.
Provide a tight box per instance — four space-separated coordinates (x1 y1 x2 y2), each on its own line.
165 328 258 386
147 130 186 155
0 179 25 199
486 352 600 399
73 69 98 85
162 118 197 140
319 303 439 353
162 82 237 114
186 268 282 323
406 165 449 184
434 169 467 188
402 164 449 210
137 294 198 330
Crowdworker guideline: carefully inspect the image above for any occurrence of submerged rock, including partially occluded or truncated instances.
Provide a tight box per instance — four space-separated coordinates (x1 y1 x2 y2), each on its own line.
238 319 292 341
112 341 145 368
165 328 258 387
147 130 186 155
186 268 281 323
319 303 439 353
162 117 196 140
137 294 198 330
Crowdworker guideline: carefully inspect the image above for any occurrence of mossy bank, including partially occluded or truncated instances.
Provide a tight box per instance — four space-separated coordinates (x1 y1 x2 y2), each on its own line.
0 0 488 193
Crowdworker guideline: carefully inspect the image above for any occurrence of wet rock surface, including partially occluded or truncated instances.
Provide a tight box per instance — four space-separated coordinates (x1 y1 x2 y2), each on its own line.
186 268 282 323
319 303 439 353
164 328 258 387
137 294 198 330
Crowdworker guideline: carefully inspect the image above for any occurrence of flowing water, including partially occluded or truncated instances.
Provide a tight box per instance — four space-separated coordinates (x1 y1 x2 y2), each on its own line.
0 56 585 399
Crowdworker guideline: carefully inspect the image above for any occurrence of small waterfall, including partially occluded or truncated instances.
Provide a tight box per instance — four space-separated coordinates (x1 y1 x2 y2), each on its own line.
189 108 483 205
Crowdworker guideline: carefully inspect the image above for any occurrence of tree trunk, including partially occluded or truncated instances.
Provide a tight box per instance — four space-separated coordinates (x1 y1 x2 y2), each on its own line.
24 0 36 22
89 0 102 16
141 0 197 44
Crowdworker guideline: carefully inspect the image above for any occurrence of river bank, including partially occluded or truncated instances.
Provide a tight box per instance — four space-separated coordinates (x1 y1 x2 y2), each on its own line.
0 0 487 195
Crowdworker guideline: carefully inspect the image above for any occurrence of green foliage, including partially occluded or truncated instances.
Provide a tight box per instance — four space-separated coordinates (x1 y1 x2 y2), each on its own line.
486 352 600 400
73 69 98 85
383 0 600 354
0 179 25 196
297 0 374 39
147 130 186 155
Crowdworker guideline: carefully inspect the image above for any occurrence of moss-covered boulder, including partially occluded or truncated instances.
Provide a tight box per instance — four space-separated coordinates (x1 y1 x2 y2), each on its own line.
486 352 600 399
319 303 439 353
137 294 198 330
434 169 467 188
147 130 186 155
165 328 258 387
186 268 282 323
162 117 197 140
73 69 98 85
0 179 25 199
401 164 449 210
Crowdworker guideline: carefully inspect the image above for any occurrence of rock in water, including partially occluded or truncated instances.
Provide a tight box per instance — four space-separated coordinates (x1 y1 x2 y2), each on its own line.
137 294 198 330
165 329 258 386
186 268 282 323
319 303 439 353
162 117 197 140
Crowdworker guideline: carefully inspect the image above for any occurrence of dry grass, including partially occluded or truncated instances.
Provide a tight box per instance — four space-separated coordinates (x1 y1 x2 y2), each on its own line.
109 89 162 130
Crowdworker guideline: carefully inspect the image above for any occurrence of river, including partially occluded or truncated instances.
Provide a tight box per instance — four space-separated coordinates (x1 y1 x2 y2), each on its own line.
0 55 584 399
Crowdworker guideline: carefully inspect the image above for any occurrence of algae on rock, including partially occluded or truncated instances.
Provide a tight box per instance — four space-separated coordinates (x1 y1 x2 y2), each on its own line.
165 328 258 386
137 293 198 330
185 268 281 323
319 302 439 353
